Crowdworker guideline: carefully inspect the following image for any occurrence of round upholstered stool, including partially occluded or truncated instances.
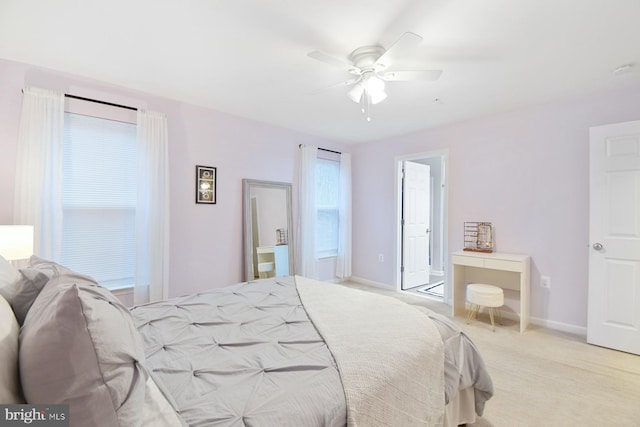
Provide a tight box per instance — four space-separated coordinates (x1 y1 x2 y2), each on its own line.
466 283 504 331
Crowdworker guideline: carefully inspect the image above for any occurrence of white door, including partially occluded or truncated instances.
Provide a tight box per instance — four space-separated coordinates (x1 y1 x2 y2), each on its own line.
588 120 640 355
402 161 430 289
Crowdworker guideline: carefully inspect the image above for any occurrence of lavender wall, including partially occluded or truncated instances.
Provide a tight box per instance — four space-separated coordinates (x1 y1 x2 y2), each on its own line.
0 58 346 297
351 87 640 330
4 56 640 329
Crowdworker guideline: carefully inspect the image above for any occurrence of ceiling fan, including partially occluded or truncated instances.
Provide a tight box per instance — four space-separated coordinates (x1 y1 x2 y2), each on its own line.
308 32 442 120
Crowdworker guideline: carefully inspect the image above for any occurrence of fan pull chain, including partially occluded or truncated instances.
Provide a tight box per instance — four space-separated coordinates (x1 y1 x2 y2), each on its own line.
366 94 372 122
361 93 372 122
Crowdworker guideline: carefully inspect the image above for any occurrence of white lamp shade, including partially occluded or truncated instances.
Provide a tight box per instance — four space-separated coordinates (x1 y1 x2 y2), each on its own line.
365 75 385 93
347 83 364 103
369 89 388 105
0 225 34 261
363 74 387 104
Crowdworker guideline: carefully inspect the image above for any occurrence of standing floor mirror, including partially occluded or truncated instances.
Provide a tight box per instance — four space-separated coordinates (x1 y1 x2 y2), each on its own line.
243 179 294 281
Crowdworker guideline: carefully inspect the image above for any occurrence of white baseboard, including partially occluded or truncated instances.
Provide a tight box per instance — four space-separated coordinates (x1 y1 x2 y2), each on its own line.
494 309 586 336
431 270 445 277
529 316 587 336
349 275 394 290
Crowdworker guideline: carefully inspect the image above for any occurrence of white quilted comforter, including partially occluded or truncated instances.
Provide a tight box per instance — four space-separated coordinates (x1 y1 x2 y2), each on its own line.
296 276 446 427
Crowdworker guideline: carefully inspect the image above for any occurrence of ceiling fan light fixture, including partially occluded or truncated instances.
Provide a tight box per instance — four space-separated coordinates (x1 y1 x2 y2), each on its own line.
363 74 387 105
369 89 387 105
347 82 364 103
364 74 385 93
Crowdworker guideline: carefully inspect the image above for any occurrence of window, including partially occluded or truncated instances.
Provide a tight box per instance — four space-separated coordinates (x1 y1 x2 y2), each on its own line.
316 157 340 258
61 113 137 288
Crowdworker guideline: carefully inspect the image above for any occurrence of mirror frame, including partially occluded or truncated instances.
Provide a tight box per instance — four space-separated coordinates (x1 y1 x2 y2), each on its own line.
242 179 294 281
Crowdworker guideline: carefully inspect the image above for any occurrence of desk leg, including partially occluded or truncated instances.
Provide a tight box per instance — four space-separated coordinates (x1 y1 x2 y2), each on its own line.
452 264 466 318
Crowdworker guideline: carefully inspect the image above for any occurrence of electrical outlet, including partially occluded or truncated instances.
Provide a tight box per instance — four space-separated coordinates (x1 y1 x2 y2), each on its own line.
378 254 384 262
541 276 551 289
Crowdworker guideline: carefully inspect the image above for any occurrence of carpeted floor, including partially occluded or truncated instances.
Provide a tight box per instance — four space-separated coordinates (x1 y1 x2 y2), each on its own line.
338 280 640 426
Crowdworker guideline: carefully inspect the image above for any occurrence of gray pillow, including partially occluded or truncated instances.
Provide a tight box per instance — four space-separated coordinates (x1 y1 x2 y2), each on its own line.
5 256 97 325
0 257 53 325
20 271 147 427
9 268 50 325
0 294 23 403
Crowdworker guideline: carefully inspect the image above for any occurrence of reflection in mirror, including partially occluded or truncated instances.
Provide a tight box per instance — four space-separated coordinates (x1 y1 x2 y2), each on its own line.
243 180 294 281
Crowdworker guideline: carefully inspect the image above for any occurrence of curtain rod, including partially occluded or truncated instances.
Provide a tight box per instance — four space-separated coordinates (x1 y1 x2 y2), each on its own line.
65 94 137 111
21 89 138 111
298 144 341 155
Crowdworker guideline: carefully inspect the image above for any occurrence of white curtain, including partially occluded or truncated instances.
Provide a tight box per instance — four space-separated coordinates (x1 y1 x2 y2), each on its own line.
135 110 170 304
13 87 65 260
336 153 352 279
297 144 318 278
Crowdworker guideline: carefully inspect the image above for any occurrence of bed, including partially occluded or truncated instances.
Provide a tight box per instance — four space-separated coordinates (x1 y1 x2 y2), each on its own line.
0 255 492 427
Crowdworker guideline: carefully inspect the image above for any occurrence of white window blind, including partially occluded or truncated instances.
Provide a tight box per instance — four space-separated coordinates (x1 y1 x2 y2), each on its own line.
61 112 137 288
316 157 340 258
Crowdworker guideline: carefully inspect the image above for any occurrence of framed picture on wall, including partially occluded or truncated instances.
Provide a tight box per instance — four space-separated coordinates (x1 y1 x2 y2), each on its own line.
196 165 216 204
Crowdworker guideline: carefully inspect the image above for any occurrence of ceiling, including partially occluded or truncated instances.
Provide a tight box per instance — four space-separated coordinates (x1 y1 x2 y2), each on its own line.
1 0 639 143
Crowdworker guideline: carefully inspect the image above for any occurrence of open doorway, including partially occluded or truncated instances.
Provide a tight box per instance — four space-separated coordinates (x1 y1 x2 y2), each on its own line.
395 150 448 301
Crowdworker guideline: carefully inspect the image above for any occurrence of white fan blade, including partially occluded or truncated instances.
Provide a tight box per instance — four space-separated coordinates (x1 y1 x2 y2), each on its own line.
325 77 360 89
307 50 362 75
374 32 423 70
382 70 443 81
310 77 360 95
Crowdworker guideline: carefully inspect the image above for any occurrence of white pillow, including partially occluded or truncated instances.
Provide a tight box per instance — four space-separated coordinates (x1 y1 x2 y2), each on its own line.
0 294 23 403
0 255 21 300
141 377 184 427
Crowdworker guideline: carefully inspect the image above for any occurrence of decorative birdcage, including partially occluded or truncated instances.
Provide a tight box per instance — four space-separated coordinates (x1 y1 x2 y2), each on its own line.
463 222 494 252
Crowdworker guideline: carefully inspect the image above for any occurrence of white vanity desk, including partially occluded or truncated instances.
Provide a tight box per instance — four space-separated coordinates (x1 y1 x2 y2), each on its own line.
452 251 531 333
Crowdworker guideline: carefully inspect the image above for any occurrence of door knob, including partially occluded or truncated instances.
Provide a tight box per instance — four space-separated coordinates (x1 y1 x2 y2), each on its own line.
592 243 603 251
